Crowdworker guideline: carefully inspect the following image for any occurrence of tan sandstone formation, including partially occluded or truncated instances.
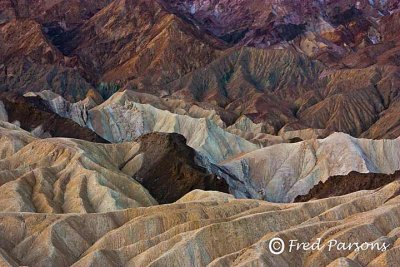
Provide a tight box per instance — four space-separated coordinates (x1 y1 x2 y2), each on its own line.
0 185 399 266
0 121 157 213
0 122 229 211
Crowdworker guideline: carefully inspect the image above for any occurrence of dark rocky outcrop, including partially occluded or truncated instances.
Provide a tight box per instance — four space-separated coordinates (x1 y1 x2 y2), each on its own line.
132 132 229 204
295 171 400 202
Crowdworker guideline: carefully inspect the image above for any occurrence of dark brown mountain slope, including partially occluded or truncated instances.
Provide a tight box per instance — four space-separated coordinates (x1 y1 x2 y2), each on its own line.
295 65 400 137
1 0 225 100
361 97 400 139
158 47 324 133
65 0 225 86
0 19 92 100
